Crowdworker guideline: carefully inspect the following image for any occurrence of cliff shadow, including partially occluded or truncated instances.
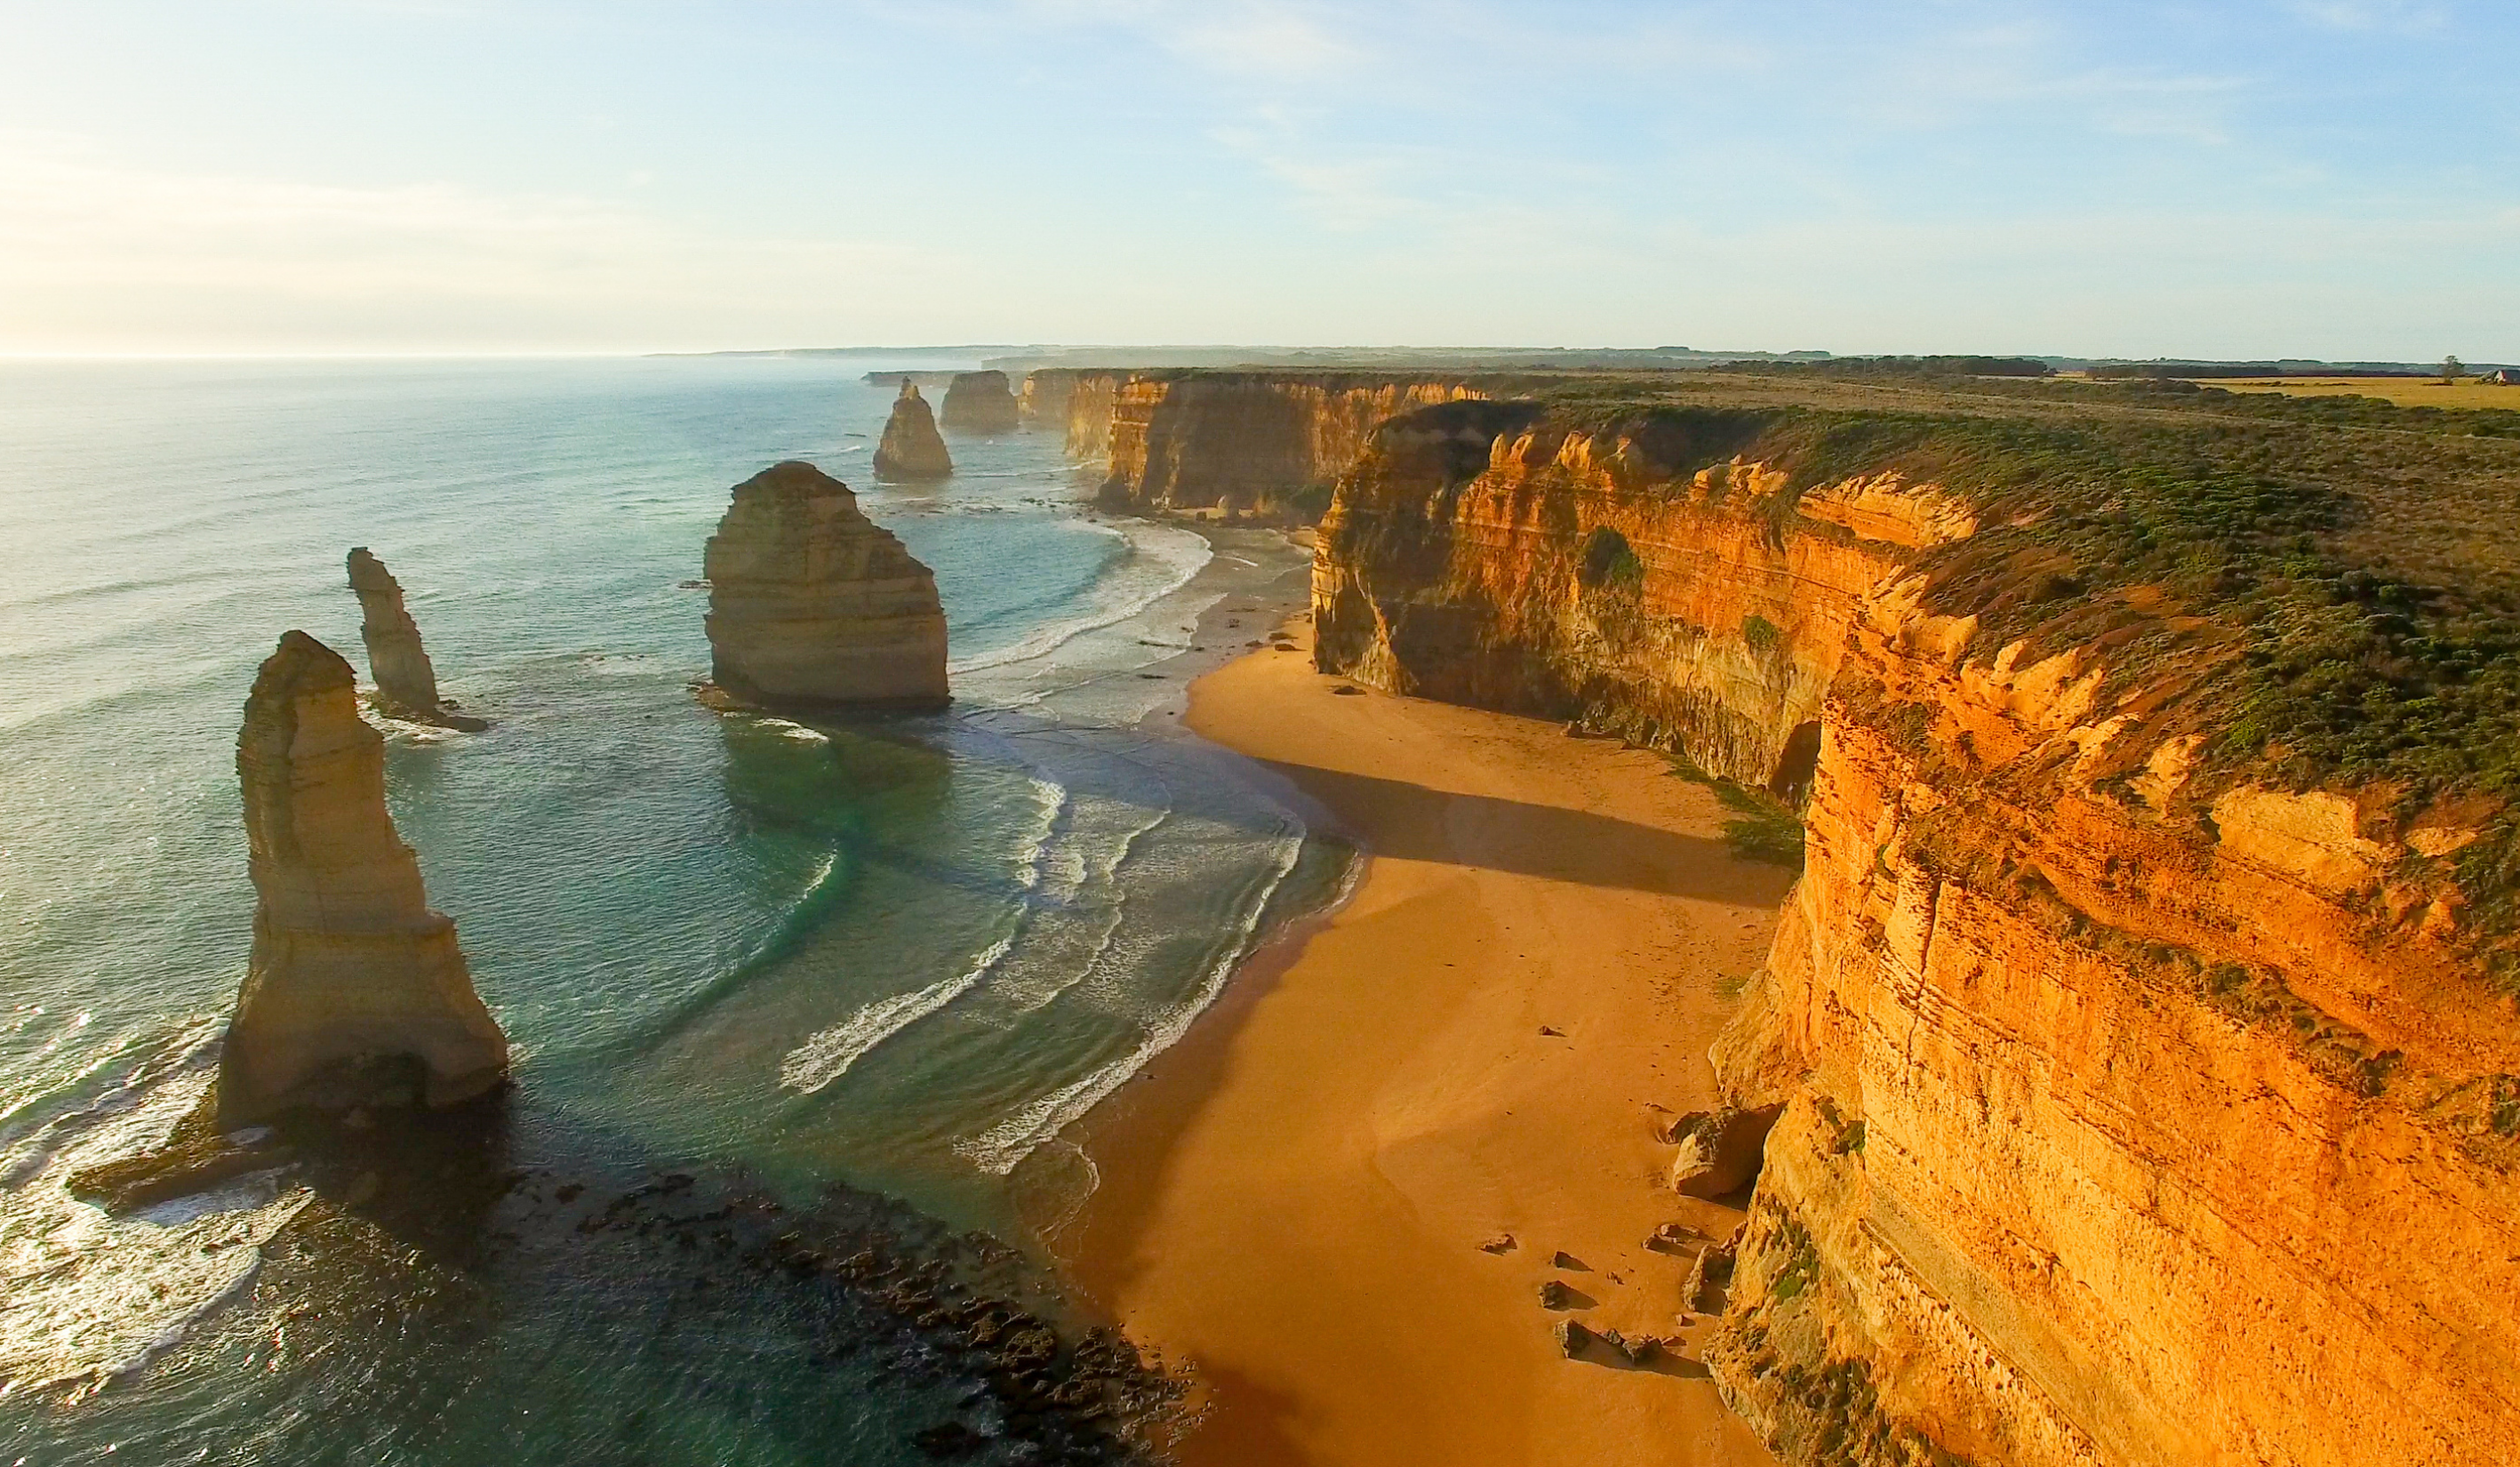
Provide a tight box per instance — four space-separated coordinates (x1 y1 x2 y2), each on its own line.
1248 760 1800 904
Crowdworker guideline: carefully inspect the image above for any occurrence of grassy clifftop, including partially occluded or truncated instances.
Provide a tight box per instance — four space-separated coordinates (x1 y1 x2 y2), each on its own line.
1360 370 2520 977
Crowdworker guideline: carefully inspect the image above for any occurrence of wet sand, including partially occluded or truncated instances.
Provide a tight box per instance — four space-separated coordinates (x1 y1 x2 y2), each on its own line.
1061 615 1794 1465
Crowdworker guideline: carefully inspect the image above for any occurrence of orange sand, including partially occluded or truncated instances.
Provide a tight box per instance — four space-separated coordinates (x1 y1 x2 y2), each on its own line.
1062 618 1793 1465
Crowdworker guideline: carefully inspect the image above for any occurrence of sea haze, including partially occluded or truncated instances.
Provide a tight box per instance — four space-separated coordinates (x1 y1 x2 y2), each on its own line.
0 355 1341 1463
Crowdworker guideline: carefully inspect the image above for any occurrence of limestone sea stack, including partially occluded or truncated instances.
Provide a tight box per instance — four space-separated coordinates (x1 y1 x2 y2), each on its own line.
217 631 508 1126
872 381 953 481
346 547 483 729
703 461 949 711
939 370 1020 435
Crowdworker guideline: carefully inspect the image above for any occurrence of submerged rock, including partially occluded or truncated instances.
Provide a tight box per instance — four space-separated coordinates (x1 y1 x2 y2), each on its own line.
216 631 508 1126
702 461 949 712
347 548 484 729
872 382 953 481
938 370 1020 435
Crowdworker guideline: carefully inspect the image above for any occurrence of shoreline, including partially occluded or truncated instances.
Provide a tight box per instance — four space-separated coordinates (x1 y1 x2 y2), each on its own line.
1055 613 1796 1465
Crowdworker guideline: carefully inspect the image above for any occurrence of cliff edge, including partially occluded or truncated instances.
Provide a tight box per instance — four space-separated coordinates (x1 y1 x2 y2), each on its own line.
218 630 508 1126
702 460 948 712
1308 380 2520 1466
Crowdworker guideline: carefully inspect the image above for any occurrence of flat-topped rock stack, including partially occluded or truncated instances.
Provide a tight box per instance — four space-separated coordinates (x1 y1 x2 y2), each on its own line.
347 547 484 729
939 370 1020 435
702 461 949 712
217 630 508 1126
872 381 953 481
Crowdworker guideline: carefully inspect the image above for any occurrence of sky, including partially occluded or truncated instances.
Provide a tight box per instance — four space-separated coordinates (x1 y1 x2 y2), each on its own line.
0 0 2514 358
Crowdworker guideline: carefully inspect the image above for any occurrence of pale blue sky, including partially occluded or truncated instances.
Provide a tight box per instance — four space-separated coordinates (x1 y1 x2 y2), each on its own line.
2 1 2513 357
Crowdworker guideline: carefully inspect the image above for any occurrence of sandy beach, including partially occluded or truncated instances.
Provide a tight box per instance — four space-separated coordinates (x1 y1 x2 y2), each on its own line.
1062 613 1796 1465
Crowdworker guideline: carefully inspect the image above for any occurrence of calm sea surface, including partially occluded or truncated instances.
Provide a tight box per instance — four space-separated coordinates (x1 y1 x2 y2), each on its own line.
0 356 1337 1463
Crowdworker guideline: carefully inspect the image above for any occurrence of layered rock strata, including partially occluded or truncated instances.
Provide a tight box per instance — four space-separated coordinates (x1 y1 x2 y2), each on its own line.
1308 394 2520 1465
872 382 953 481
938 370 1020 435
1697 583 2520 1467
703 460 948 711
1018 366 1111 437
1313 403 1970 786
1093 373 1487 517
1056 371 1126 459
218 630 508 1126
347 547 482 729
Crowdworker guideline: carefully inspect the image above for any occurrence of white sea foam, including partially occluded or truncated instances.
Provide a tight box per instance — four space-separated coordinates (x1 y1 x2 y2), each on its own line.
776 934 1015 1094
954 828 1305 1174
946 519 1211 677
1014 775 1066 891
753 716 830 744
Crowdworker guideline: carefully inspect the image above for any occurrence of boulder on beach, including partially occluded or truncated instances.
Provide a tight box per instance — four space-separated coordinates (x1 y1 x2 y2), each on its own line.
702 461 949 712
873 382 953 481
216 631 509 1127
1666 1104 1783 1197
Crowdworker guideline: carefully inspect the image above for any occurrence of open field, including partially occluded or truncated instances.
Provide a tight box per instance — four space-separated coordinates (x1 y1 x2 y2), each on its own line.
2179 376 2520 410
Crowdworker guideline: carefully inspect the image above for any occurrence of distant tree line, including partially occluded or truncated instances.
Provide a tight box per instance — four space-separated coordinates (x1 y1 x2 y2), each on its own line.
1716 355 2054 379
2087 363 2424 380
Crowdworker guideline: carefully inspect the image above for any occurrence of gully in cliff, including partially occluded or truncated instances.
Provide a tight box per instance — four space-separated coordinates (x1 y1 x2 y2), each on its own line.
938 369 1020 435
871 381 953 481
347 546 486 730
700 460 950 713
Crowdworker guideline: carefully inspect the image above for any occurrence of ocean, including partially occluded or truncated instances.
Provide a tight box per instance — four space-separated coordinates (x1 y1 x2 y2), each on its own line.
0 355 1342 1463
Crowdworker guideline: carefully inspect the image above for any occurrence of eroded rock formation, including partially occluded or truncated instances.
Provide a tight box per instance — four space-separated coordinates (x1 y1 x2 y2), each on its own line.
873 381 953 481
348 547 482 729
1091 372 1488 517
703 460 948 711
939 370 1020 435
217 631 508 1126
1308 391 2520 1465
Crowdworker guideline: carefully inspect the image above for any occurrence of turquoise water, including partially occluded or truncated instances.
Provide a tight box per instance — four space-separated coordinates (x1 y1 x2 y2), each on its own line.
0 357 1333 1462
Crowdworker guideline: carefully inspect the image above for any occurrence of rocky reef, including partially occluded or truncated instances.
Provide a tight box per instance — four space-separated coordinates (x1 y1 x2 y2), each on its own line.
1308 380 2520 1465
347 547 483 729
1087 372 1487 517
872 381 952 481
218 630 508 1127
702 460 948 712
939 369 1020 435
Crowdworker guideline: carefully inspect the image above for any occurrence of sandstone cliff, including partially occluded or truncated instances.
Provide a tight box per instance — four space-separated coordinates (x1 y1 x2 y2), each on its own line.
346 547 484 729
703 460 948 712
1308 389 2520 1466
939 370 1020 435
1092 372 1487 517
872 382 953 481
218 630 508 1126
1019 367 1111 437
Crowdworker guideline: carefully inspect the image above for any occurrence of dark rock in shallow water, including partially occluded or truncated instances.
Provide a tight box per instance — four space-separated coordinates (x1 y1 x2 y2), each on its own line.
68 1131 297 1212
912 1422 990 1457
